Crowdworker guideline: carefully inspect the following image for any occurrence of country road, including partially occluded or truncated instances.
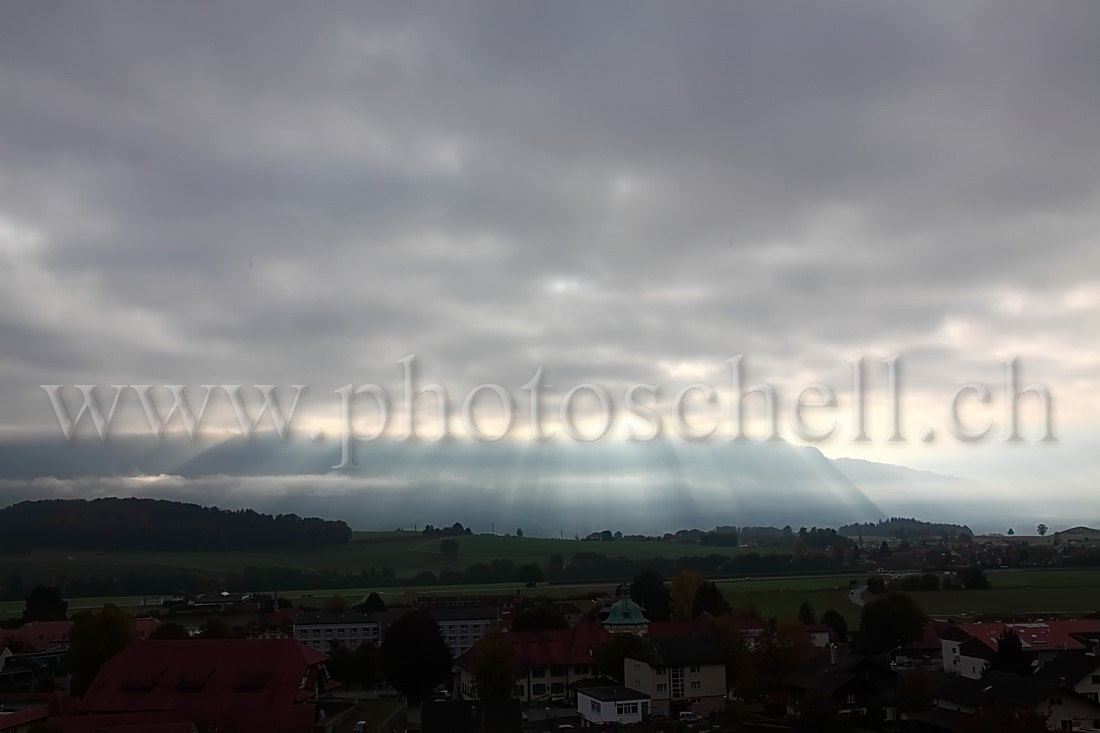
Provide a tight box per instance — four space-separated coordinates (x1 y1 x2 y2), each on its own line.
849 584 867 607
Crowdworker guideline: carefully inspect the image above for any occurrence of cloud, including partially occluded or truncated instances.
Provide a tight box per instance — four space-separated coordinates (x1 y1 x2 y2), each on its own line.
0 1 1097 500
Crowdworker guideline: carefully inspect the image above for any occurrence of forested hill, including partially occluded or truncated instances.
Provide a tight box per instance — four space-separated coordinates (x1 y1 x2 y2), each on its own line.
838 517 973 539
0 498 351 552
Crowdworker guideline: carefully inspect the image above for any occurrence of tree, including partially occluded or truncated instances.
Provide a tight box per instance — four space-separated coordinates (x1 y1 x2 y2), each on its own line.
362 592 386 613
517 563 543 587
1008 528 1015 536
797 601 816 626
149 621 190 640
990 628 1027 675
959 568 991 590
630 570 671 622
548 554 564 576
859 592 926 652
468 629 517 700
440 539 459 562
1037 524 1048 536
670 570 706 620
23 586 68 623
197 616 231 639
381 611 452 704
866 575 887 594
323 594 348 613
958 532 973 544
67 604 138 695
516 528 523 538
511 603 568 632
879 540 892 557
820 609 848 641
692 581 730 618
594 634 638 683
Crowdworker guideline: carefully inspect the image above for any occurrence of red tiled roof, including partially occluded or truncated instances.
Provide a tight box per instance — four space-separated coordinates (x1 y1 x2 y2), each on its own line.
955 620 1100 652
457 620 610 669
0 704 49 730
76 639 332 726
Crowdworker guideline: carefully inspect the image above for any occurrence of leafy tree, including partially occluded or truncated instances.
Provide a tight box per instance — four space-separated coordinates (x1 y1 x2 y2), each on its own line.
362 592 387 613
23 586 68 623
1037 524 1048 536
594 634 638 683
329 641 382 688
866 575 887 594
820 609 848 641
517 563 544 587
859 592 926 652
1008 528 1015 536
381 611 452 704
990 628 1026 675
797 601 816 626
67 604 138 695
440 539 459 562
468 629 517 700
149 621 190 640
323 594 349 613
516 528 523 538
879 540 892 557
197 616 231 639
511 603 568 632
548 554 564 576
630 570 670 622
670 570 706 620
692 581 730 618
958 533 973 544
959 568 991 590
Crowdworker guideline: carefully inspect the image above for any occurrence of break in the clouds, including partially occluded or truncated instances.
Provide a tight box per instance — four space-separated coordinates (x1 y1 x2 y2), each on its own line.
0 1 1098 517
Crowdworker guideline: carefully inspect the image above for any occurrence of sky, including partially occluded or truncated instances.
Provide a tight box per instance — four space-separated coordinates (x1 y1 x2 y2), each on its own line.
0 2 1097 529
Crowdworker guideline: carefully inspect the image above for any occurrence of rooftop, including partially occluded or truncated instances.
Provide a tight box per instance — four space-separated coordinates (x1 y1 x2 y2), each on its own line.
579 686 651 702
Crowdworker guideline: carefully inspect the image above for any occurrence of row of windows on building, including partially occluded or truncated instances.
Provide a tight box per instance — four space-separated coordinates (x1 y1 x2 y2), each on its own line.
529 665 590 678
520 682 566 697
588 701 647 716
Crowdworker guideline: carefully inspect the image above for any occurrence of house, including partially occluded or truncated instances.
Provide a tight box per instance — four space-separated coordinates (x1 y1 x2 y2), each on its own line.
457 620 610 703
577 686 651 726
1034 653 1100 703
941 621 1100 679
922 670 1100 731
623 634 727 717
785 646 898 723
47 639 339 733
244 606 303 639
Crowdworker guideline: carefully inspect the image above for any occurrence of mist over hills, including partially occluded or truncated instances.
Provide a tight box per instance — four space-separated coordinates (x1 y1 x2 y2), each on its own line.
0 432 1049 536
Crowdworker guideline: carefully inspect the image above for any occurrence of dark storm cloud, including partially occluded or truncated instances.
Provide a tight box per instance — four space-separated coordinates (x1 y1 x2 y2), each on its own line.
0 1 1097 492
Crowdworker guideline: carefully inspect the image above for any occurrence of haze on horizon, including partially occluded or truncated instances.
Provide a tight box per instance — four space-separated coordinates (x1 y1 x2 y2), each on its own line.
0 2 1097 529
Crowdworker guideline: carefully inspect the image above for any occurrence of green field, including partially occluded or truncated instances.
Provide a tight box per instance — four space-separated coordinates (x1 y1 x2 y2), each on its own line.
0 532 791 584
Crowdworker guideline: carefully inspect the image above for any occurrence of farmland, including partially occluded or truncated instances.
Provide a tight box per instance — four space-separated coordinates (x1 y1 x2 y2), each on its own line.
0 531 793 584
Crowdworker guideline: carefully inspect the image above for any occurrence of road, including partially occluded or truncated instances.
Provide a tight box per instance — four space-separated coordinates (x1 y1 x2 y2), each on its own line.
848 584 867 607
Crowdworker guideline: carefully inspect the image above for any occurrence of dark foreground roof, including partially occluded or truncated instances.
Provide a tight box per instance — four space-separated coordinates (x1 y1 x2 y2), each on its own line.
579 686 651 702
625 635 725 667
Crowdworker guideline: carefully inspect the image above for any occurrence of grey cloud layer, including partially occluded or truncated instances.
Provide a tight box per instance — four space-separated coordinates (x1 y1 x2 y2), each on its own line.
0 2 1097 484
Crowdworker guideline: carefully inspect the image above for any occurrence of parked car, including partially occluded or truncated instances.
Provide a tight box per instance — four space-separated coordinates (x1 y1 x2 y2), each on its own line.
679 711 703 723
352 722 367 733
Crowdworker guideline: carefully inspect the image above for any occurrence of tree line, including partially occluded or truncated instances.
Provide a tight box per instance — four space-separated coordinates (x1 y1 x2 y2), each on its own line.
0 498 351 553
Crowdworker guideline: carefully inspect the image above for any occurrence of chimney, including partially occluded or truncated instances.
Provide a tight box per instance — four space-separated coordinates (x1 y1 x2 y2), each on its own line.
830 644 838 665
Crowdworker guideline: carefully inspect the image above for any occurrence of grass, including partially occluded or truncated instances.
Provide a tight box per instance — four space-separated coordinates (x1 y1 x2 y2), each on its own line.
0 532 793 587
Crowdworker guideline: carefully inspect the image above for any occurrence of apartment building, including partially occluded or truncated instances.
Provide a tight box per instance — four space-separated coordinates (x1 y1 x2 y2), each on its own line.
623 635 727 717
292 611 399 652
426 606 501 659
